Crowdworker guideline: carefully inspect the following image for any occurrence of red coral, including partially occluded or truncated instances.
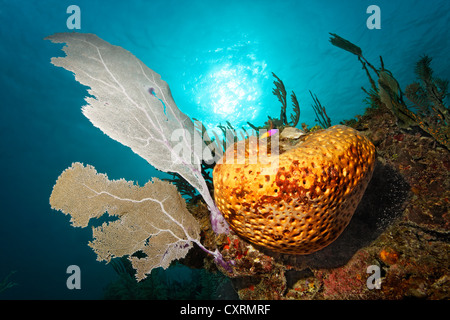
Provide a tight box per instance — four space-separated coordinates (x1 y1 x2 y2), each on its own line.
319 250 370 299
393 133 405 141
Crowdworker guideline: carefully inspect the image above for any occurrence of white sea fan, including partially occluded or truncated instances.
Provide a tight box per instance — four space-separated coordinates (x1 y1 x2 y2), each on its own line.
46 33 228 234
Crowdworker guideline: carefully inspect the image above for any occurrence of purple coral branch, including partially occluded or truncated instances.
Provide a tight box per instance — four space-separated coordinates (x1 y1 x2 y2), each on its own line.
192 239 233 273
191 167 230 235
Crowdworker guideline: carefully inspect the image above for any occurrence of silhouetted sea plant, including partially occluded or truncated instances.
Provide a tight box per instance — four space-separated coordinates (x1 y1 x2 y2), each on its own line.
404 55 449 146
105 258 230 300
248 72 336 132
329 33 379 92
310 90 332 129
271 72 301 128
329 33 449 150
0 271 17 294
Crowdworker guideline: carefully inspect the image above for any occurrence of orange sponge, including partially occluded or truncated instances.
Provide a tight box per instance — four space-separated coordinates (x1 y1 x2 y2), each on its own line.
213 125 375 254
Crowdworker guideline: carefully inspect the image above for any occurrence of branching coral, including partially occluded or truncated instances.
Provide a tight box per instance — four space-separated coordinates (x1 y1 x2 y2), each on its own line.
407 55 448 116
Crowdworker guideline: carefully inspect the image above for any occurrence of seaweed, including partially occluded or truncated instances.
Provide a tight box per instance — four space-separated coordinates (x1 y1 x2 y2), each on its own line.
330 33 449 150
290 91 301 126
0 271 17 294
272 72 301 127
329 32 362 57
378 68 417 127
272 72 288 125
246 72 334 133
329 33 379 92
405 56 449 136
310 90 331 129
259 73 301 129
163 172 201 203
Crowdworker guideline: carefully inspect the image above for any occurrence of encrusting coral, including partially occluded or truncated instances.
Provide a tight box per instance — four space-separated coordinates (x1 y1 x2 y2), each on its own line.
213 125 375 254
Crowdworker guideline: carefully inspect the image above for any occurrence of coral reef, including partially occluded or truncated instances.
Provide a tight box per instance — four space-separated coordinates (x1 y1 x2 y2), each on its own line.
196 35 449 300
213 125 375 254
47 32 449 300
204 105 449 299
349 108 450 299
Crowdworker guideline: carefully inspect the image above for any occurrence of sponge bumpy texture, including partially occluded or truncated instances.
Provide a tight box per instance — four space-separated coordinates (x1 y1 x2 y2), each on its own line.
213 125 376 254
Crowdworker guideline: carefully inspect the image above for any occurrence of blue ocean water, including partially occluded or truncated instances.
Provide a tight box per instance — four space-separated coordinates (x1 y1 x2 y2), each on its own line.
0 0 448 299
